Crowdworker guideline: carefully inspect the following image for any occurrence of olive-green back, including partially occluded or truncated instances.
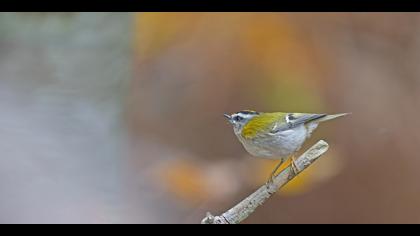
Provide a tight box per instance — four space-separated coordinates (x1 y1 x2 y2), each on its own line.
241 112 287 139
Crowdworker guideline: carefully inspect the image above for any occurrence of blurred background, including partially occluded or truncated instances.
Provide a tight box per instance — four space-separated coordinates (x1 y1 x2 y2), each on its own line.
0 12 419 224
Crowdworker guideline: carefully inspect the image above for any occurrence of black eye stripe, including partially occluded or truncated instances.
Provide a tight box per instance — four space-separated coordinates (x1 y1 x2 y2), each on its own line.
234 116 243 121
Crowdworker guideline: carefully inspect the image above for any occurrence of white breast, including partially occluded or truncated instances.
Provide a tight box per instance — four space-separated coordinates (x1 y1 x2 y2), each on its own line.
237 124 311 160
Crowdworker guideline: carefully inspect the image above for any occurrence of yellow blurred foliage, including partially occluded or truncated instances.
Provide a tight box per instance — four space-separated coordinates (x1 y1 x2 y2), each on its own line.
135 13 201 59
134 12 329 118
135 13 322 78
155 149 344 205
239 14 315 76
157 160 209 204
259 73 325 112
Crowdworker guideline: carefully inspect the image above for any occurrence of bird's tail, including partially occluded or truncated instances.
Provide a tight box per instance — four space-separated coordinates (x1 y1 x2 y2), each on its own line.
316 113 350 123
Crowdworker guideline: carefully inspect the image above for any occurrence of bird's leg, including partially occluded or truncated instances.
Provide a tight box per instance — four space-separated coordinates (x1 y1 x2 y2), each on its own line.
290 154 299 176
266 159 284 184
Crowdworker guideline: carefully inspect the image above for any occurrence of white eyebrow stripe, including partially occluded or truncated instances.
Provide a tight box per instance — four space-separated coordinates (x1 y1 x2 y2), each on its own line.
236 113 255 120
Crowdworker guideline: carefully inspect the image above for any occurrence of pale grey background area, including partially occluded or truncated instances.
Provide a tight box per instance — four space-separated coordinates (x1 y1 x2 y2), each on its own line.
0 13 162 223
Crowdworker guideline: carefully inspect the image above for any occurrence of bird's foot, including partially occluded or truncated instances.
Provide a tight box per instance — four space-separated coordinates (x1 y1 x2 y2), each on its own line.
290 156 300 176
266 159 285 185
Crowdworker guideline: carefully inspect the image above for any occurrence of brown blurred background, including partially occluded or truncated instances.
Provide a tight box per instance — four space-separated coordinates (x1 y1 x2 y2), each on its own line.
0 12 420 223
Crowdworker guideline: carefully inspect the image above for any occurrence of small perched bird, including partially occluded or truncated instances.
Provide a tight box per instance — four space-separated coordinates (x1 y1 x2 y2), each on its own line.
224 110 349 183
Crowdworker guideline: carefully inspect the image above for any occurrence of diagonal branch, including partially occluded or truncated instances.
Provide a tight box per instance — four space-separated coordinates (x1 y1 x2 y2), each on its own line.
201 140 329 224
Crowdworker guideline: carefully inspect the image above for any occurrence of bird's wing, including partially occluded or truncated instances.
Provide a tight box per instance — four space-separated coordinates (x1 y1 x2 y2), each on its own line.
270 113 326 133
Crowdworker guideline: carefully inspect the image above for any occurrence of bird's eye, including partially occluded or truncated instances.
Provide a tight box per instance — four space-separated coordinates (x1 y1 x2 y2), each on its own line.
235 116 243 122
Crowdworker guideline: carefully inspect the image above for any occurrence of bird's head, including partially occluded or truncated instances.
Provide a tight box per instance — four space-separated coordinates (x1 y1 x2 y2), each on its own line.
224 110 260 134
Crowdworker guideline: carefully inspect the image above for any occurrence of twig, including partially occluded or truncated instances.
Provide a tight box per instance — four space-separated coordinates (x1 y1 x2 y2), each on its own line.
201 140 329 224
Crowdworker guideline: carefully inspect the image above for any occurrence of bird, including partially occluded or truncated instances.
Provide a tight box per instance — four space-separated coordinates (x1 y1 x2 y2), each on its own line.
223 110 349 183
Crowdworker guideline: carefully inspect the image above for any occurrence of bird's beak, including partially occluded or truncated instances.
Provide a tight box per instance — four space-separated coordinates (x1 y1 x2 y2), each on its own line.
224 113 233 123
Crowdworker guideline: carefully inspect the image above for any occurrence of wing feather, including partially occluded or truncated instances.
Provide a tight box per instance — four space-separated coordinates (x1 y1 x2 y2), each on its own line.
270 113 326 133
